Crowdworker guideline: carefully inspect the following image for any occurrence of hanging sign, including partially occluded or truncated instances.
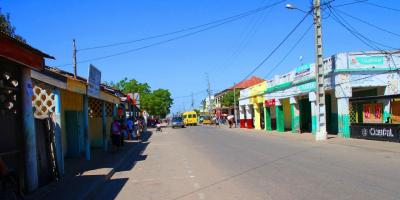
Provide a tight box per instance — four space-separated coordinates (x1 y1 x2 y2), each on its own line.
265 99 275 107
87 64 101 98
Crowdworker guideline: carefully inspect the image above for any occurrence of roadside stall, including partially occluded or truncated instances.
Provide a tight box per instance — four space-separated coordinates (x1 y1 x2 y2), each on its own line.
349 94 400 142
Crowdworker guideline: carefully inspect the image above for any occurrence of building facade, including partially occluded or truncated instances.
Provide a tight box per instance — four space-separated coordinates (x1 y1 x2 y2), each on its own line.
239 51 400 139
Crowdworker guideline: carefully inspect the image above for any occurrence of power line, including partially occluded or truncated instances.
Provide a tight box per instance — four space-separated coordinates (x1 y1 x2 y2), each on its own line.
77 0 286 52
334 8 400 38
57 0 286 67
263 23 313 79
363 1 400 12
240 11 312 83
328 5 398 51
331 0 368 7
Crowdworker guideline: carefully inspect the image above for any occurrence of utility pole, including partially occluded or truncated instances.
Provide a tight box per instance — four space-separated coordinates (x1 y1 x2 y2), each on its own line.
313 0 327 141
233 82 237 128
191 92 194 110
206 73 212 118
73 39 77 78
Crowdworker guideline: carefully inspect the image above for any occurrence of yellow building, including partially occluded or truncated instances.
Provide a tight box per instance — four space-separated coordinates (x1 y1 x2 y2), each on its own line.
248 81 267 130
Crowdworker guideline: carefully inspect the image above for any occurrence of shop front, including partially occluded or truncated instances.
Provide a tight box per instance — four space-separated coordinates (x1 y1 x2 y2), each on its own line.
349 94 400 142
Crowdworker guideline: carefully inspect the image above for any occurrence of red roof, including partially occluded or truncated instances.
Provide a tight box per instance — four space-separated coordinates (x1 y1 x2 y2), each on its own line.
229 76 264 89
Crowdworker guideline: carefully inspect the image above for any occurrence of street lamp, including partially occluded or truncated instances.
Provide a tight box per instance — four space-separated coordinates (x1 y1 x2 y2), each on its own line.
285 3 308 13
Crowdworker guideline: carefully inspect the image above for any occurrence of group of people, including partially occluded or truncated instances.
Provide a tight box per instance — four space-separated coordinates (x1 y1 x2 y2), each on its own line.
212 115 236 128
111 117 144 151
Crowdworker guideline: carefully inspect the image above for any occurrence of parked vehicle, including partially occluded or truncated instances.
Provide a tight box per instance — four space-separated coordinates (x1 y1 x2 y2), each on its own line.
182 111 198 126
171 117 185 128
202 116 212 125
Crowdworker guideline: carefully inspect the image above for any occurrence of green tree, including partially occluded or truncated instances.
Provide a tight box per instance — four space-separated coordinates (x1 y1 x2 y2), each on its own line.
112 78 151 95
220 89 240 107
0 8 25 42
110 78 173 118
141 89 173 118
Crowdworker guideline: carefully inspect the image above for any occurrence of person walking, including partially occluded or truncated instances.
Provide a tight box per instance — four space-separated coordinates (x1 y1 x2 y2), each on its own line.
227 115 234 128
110 118 121 152
127 117 134 140
120 119 127 147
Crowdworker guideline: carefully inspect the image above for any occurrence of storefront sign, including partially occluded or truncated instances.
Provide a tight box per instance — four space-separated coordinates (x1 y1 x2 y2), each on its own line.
265 99 275 107
348 55 386 69
293 64 314 83
87 64 101 98
350 123 400 142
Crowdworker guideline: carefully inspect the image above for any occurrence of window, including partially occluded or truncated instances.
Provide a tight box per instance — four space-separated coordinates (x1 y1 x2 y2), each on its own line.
193 114 197 118
183 115 187 119
188 114 192 118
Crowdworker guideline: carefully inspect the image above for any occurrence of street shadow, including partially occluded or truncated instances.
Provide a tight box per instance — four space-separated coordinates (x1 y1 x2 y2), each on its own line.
94 178 129 200
26 131 153 200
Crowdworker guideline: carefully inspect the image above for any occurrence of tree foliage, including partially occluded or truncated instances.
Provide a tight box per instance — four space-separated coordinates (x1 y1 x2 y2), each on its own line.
0 8 25 42
109 78 173 118
220 89 240 107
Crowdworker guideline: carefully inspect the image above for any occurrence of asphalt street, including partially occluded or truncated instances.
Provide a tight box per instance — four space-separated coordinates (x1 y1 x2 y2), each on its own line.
94 126 400 200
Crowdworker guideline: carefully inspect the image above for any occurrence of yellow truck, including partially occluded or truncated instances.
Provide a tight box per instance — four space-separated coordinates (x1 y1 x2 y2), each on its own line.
182 111 198 126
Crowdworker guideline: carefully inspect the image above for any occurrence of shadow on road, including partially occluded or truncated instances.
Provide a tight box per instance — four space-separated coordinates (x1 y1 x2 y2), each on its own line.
26 131 153 200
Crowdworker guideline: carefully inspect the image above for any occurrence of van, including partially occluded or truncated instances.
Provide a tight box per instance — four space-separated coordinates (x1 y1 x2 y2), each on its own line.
182 111 198 126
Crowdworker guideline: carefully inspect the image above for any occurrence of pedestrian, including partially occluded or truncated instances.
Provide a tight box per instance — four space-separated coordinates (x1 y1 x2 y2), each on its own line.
156 120 162 132
110 118 121 152
127 117 134 140
120 119 127 146
214 117 220 127
227 115 234 128
135 119 142 141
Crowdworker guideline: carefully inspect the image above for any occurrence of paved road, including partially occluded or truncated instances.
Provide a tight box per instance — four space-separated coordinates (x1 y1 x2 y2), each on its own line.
94 126 400 200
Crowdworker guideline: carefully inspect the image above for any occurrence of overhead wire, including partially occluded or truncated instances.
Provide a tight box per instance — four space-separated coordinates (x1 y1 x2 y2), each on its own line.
263 23 313 79
57 0 286 67
328 5 398 51
363 1 400 12
333 8 400 38
76 0 286 51
239 10 312 84
331 0 368 7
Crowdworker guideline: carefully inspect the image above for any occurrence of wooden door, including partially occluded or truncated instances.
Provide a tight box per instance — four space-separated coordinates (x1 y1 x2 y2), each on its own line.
65 111 83 157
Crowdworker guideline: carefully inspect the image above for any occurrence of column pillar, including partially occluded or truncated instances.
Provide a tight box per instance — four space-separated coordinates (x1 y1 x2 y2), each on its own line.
290 97 300 133
239 106 245 128
337 97 350 138
335 73 352 138
21 68 38 192
309 92 317 134
275 99 284 132
246 105 253 129
101 102 107 151
53 88 64 176
83 95 90 160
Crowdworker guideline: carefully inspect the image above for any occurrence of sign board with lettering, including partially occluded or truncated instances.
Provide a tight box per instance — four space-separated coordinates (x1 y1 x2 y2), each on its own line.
293 63 315 84
87 64 101 98
350 123 400 142
348 55 387 69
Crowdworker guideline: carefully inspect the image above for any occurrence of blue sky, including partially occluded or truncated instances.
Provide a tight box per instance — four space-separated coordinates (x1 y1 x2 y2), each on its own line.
3 0 400 113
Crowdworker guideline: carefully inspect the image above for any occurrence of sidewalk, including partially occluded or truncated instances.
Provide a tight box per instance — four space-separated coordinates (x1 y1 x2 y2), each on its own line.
25 132 152 200
219 124 400 154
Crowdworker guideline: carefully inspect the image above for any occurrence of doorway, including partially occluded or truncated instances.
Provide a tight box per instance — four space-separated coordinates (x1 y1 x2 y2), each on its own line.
299 98 312 133
65 111 84 157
